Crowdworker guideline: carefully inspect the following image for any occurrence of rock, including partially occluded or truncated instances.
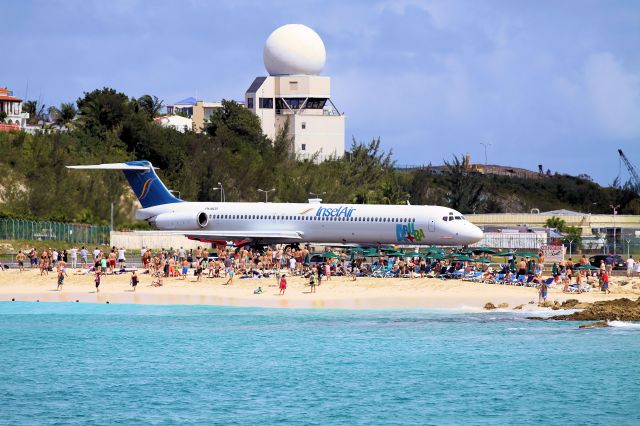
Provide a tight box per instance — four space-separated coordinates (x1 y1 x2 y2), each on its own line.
484 302 496 310
574 303 591 309
498 302 509 309
551 301 562 310
549 297 640 321
579 321 609 329
513 304 524 310
560 299 580 309
528 300 535 304
539 301 554 308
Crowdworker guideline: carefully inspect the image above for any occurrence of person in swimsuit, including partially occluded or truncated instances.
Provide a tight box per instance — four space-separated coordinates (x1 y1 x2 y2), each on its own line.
56 266 67 291
16 250 26 272
95 271 101 293
224 267 235 285
309 273 317 293
279 274 287 295
538 281 548 305
130 271 138 292
601 271 610 294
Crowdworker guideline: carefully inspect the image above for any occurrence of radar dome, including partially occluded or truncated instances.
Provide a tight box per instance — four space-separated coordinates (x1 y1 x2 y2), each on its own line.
263 24 326 76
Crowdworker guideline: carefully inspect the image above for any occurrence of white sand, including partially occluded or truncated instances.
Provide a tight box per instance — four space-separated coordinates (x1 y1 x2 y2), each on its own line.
1 268 638 310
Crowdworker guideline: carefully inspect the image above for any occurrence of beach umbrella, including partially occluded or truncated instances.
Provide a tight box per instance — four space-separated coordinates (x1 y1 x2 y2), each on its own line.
426 253 445 260
320 252 340 259
494 251 515 257
453 256 475 262
473 258 491 263
577 265 599 270
348 248 365 254
516 252 539 258
387 251 406 257
363 250 380 258
472 247 496 254
403 251 422 257
458 250 474 255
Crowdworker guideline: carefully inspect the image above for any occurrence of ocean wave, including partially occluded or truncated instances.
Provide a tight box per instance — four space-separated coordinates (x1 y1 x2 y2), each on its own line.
608 321 640 329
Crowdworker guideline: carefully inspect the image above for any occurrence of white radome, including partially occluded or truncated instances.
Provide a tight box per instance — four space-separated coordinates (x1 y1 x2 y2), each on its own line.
263 24 326 76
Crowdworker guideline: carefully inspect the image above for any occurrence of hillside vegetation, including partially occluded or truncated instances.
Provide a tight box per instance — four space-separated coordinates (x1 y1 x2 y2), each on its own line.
0 88 637 226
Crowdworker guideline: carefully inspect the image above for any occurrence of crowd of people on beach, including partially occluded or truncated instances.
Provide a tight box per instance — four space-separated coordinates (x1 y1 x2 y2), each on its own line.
7 244 637 302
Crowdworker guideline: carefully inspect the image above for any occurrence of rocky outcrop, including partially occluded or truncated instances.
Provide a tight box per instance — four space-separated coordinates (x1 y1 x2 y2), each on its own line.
578 321 609 329
498 302 509 309
549 297 640 321
513 304 524 310
484 302 496 310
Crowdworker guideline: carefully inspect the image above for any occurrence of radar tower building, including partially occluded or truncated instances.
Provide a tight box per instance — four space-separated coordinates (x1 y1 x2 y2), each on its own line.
245 24 345 161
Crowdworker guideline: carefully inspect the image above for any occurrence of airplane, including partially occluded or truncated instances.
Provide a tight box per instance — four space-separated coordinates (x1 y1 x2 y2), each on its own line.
67 160 484 247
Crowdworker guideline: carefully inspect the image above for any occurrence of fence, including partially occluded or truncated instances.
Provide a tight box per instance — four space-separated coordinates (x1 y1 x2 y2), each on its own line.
0 219 110 245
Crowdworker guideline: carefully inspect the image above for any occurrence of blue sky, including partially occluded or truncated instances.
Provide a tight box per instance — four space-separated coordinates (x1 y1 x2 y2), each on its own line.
3 0 640 185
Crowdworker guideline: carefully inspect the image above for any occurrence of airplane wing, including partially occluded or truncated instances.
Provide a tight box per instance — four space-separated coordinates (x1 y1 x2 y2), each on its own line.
170 230 304 242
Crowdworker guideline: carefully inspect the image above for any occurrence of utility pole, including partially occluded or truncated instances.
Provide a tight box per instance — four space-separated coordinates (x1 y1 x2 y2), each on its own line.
480 142 491 166
110 202 114 231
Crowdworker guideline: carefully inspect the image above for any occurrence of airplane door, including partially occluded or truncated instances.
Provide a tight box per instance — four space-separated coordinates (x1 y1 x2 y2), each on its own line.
428 219 435 232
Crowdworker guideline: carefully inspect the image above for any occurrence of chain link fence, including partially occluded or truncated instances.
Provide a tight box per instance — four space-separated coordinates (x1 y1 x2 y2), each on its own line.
0 218 110 245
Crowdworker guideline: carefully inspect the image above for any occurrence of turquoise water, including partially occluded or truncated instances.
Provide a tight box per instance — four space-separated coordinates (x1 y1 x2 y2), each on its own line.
1 303 639 425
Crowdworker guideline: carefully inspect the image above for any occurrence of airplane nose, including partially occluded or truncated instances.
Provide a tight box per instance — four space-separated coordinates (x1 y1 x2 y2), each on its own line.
470 225 483 243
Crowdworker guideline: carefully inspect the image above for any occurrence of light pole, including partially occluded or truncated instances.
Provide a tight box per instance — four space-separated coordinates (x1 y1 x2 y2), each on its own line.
309 191 326 199
257 188 276 203
480 142 492 166
212 182 225 202
610 204 620 254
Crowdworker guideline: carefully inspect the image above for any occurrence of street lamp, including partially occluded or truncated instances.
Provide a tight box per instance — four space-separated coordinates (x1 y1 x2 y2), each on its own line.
309 191 326 199
257 188 276 203
480 142 492 166
212 182 225 202
610 204 620 254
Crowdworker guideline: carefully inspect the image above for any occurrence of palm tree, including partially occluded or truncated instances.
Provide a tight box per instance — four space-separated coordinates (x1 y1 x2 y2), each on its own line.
22 100 46 125
137 95 164 119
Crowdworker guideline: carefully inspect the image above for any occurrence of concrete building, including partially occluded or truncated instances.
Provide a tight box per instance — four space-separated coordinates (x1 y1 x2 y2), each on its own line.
0 87 29 131
154 115 193 133
165 97 224 133
245 24 345 161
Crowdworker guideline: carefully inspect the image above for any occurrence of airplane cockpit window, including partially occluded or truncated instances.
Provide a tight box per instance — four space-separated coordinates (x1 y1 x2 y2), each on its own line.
455 216 461 220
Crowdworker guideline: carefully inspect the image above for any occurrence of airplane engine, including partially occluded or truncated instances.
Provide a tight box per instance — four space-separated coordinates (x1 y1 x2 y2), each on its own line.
152 211 208 230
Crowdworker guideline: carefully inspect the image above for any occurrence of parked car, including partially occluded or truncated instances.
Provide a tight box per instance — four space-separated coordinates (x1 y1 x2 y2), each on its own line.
588 254 625 270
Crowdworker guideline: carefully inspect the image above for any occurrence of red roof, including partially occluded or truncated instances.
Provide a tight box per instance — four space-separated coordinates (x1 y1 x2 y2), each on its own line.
0 95 21 102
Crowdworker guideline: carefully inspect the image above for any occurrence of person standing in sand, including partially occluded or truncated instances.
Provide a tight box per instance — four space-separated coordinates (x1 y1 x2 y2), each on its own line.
538 281 548 305
95 271 102 293
279 274 287 295
15 250 26 272
130 271 138 292
309 272 317 293
626 256 635 278
224 266 235 285
56 266 68 291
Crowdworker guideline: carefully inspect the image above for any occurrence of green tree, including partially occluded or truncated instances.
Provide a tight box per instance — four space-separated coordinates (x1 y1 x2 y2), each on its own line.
544 216 566 232
136 95 164 120
22 100 46 125
563 226 583 253
443 154 484 213
206 99 265 145
76 87 132 132
0 111 6 122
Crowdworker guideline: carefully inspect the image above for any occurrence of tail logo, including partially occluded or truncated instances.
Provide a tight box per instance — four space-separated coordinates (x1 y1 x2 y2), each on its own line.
139 178 154 200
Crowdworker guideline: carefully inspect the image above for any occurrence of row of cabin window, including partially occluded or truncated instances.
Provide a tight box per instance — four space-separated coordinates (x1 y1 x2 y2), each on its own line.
442 215 464 222
209 214 416 223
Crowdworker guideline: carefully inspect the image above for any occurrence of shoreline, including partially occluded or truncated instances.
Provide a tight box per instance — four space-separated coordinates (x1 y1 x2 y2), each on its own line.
1 269 638 310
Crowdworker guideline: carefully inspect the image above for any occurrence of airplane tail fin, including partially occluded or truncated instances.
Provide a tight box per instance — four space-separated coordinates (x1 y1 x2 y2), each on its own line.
67 160 182 208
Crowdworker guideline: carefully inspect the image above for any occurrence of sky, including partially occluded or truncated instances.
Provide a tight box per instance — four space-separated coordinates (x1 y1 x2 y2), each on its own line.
3 0 640 185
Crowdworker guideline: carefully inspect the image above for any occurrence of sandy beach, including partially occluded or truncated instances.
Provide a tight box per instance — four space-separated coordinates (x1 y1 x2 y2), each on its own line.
1 268 638 310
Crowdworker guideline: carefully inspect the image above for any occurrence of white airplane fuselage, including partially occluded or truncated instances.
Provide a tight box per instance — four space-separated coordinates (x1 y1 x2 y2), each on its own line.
136 200 483 246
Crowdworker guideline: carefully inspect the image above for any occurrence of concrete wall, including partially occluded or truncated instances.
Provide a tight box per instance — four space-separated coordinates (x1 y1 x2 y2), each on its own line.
467 213 640 233
111 231 210 251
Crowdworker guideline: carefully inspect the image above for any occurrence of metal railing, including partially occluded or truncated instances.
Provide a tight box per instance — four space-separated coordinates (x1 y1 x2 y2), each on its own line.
0 218 110 245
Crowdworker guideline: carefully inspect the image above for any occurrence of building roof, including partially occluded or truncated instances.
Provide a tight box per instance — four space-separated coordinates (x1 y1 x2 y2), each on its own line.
541 209 586 216
246 77 267 94
173 97 196 106
0 95 22 102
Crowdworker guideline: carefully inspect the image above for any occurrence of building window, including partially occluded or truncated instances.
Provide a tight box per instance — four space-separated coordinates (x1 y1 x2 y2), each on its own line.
247 97 254 109
259 98 273 109
301 144 306 151
301 122 306 129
